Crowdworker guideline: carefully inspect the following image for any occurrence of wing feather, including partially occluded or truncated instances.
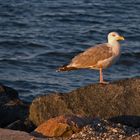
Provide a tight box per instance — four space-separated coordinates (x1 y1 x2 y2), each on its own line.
69 43 113 68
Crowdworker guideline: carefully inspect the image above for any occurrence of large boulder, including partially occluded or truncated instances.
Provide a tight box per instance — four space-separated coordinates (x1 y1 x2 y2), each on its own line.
33 115 93 137
0 84 28 127
29 77 140 126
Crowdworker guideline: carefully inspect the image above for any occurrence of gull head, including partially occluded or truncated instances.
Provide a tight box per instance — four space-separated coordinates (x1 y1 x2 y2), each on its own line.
108 32 125 44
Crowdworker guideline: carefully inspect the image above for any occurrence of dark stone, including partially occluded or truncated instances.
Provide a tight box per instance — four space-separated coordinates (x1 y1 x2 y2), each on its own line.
0 84 29 127
6 119 35 133
0 84 19 106
29 77 140 127
109 115 140 128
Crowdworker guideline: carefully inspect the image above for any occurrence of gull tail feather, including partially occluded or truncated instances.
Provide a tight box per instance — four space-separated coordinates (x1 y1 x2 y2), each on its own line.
57 65 77 72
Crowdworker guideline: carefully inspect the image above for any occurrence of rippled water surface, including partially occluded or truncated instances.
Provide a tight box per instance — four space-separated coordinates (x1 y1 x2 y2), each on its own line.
0 0 140 101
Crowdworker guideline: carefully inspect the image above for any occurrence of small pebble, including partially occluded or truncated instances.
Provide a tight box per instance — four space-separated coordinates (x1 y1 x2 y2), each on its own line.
68 118 140 140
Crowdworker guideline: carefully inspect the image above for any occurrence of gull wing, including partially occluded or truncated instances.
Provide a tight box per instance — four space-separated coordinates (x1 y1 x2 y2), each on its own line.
69 43 113 68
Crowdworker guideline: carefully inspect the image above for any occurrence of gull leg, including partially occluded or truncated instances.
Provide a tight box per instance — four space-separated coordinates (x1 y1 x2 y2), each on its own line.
99 68 109 84
99 68 103 83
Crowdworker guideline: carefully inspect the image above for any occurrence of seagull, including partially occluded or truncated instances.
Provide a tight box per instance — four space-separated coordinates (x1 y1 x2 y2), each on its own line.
58 32 125 84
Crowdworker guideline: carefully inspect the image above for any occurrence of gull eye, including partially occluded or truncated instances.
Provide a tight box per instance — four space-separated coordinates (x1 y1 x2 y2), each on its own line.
112 34 116 37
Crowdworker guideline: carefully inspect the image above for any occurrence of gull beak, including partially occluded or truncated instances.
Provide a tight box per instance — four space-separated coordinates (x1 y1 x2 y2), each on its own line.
117 36 125 41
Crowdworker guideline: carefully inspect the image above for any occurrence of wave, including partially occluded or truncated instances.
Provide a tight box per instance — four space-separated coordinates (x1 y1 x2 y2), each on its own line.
121 52 140 59
117 52 140 66
0 40 47 48
45 51 140 58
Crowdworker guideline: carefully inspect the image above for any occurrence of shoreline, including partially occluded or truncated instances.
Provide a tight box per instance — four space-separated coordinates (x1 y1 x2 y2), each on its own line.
0 77 140 139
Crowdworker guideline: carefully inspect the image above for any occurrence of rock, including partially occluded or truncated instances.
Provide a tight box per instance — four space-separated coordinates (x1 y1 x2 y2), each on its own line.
109 115 140 128
33 115 93 137
126 134 140 140
34 117 140 139
0 128 47 140
69 118 140 140
29 93 73 126
0 84 19 105
6 119 35 132
29 77 140 126
0 84 29 127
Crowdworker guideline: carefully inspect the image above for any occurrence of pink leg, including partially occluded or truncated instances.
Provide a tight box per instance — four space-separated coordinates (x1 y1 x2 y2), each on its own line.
99 68 103 83
99 68 109 84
